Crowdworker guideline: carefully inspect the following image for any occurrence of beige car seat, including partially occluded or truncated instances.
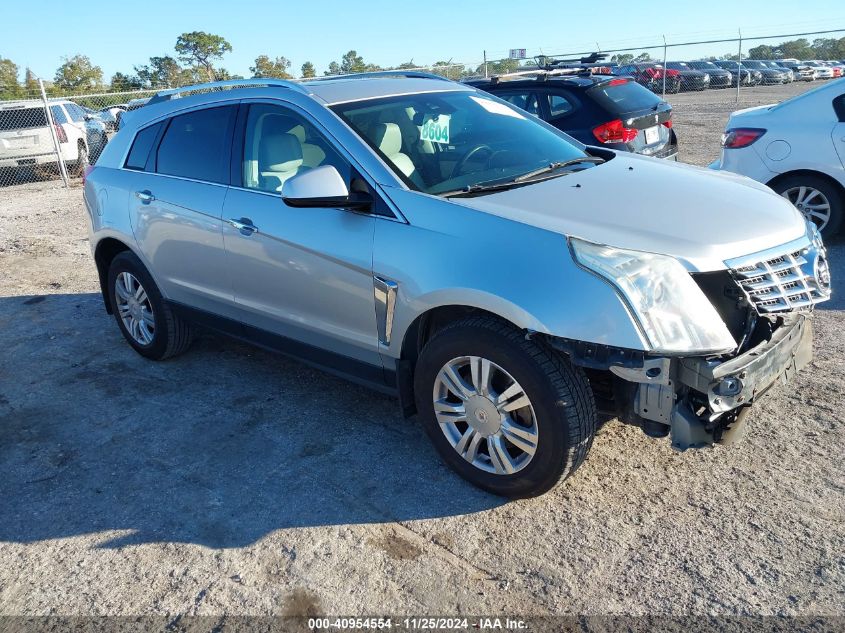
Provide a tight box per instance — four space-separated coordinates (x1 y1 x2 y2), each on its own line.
372 122 425 188
259 132 303 192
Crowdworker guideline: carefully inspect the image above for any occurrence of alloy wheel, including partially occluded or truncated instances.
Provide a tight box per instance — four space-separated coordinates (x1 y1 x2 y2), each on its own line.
432 356 538 475
781 186 832 231
115 271 155 345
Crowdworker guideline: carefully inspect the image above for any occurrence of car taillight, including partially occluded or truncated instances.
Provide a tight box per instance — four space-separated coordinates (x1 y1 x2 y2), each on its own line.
662 119 673 129
608 78 628 86
593 119 638 144
82 165 95 184
54 123 67 143
721 128 766 149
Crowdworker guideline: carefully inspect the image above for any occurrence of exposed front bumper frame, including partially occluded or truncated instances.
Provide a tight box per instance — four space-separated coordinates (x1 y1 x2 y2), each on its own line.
617 314 813 450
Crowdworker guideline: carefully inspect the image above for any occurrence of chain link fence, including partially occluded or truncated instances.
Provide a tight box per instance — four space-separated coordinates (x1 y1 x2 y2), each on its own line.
1 29 843 192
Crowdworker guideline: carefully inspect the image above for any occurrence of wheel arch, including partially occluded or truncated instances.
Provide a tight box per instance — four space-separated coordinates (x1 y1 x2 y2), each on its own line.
93 237 133 314
395 303 532 419
767 168 845 199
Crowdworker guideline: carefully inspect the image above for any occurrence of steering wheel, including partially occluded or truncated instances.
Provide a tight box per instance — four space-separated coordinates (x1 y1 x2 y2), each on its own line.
451 144 494 179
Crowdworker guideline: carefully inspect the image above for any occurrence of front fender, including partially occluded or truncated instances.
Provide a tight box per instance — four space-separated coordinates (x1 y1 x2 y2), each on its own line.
374 188 648 359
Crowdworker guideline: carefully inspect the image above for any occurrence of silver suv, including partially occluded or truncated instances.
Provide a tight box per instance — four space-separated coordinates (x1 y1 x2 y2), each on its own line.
84 75 831 497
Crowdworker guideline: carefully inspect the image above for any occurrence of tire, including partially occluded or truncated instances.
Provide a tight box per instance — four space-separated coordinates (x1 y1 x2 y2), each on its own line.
413 316 597 498
72 143 89 177
771 174 843 238
107 251 193 360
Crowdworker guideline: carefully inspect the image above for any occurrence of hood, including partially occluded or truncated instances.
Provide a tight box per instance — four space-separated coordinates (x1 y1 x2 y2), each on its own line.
449 153 807 272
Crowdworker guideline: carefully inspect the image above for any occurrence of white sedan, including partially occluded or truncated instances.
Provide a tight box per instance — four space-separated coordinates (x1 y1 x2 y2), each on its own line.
710 78 845 236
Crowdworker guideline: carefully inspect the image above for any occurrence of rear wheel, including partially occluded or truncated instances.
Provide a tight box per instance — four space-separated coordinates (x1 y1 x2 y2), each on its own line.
773 175 843 238
73 143 89 177
107 251 193 360
414 316 597 498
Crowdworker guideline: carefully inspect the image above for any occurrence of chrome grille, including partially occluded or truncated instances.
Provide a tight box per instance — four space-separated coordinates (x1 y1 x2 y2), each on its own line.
727 234 831 314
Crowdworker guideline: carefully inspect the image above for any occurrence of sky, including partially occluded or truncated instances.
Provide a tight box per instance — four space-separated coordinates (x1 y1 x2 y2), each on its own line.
4 0 845 81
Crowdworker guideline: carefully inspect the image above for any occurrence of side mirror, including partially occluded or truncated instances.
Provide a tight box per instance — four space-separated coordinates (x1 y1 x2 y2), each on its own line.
282 165 372 211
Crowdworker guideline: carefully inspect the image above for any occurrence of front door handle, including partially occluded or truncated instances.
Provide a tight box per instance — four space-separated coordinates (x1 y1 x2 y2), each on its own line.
228 217 259 236
135 190 155 204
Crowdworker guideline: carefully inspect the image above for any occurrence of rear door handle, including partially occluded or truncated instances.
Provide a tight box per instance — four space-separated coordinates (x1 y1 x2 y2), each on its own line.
228 217 259 236
135 190 155 204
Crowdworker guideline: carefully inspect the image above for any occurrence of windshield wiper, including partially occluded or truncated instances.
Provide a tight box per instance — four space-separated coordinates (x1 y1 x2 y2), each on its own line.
439 179 528 198
513 157 605 183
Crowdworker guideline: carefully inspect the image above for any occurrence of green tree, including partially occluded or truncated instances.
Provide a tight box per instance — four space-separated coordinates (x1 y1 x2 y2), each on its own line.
474 58 521 76
0 57 21 99
110 72 142 91
324 61 341 76
747 44 775 59
611 53 635 64
300 61 316 78
175 31 232 81
135 56 183 88
54 55 103 91
779 38 813 60
250 55 292 79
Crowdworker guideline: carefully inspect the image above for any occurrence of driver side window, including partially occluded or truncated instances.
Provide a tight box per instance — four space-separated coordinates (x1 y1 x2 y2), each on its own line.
242 103 351 194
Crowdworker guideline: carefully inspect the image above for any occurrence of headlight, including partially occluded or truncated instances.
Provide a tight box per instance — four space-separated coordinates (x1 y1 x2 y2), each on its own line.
570 238 737 354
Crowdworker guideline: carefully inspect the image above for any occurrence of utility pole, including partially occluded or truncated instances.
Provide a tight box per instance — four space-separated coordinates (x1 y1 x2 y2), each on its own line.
662 35 668 99
483 50 488 78
736 29 742 104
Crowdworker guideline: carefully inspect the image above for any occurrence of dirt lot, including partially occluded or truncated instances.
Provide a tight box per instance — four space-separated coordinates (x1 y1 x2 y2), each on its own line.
0 81 843 622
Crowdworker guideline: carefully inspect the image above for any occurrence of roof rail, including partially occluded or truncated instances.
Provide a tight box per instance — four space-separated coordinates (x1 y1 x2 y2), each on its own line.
148 78 304 104
310 70 450 82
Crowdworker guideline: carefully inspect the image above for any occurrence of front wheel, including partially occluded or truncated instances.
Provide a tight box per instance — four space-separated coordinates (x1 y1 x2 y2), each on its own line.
773 175 843 238
107 251 193 360
414 316 597 498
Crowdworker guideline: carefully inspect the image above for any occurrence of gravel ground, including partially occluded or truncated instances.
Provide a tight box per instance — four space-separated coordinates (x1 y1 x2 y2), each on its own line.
0 81 843 622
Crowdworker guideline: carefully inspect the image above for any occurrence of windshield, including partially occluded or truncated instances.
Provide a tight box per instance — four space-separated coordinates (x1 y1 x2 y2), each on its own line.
743 61 765 69
667 62 689 70
332 91 591 196
690 62 717 70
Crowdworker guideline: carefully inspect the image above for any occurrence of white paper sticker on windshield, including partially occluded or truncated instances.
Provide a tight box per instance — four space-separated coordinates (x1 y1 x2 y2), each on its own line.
420 114 450 144
469 95 526 119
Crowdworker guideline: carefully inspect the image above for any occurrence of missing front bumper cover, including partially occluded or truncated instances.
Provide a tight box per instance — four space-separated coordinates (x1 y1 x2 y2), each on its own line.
630 314 813 450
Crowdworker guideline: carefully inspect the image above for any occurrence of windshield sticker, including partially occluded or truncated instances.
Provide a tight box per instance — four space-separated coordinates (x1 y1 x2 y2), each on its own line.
420 114 451 144
469 95 525 119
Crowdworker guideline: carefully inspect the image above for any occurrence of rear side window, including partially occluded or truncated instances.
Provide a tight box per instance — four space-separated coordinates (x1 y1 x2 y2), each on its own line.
125 122 162 171
497 92 539 117
547 93 577 119
155 106 236 183
588 80 662 113
0 107 47 131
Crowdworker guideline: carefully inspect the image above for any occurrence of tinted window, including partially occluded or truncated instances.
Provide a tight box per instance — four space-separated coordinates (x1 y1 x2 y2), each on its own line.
125 122 162 171
588 80 662 113
50 106 67 125
0 107 47 131
64 103 85 122
241 103 351 194
498 92 539 116
156 106 235 183
547 93 576 118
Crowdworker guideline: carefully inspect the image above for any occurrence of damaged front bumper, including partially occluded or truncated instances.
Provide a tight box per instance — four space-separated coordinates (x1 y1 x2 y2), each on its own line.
607 314 813 450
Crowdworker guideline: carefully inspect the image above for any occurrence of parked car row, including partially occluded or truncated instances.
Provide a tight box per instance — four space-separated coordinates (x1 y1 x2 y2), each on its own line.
608 58 844 94
0 98 110 179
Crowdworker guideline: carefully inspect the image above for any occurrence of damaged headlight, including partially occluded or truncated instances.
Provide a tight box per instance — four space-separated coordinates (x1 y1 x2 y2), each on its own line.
570 238 737 354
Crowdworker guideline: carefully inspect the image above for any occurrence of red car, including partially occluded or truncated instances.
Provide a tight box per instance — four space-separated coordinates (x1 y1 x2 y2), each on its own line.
614 63 682 94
